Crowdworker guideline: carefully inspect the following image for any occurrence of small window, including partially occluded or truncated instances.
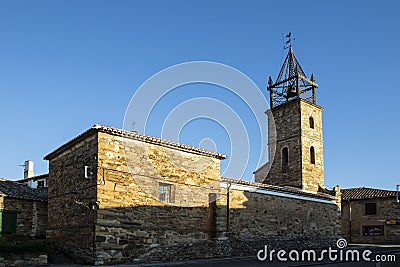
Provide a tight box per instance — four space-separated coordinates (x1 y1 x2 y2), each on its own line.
363 225 384 236
310 146 315 164
1 210 17 236
309 117 314 129
37 180 45 188
365 203 377 215
282 147 289 166
159 183 172 203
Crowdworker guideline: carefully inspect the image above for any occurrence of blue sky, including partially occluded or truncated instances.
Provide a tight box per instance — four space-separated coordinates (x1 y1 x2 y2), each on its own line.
1 1 399 190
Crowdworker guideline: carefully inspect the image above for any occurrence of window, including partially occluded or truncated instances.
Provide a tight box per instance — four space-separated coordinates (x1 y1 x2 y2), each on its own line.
365 203 377 215
363 225 384 236
310 146 315 164
309 117 315 129
37 180 45 188
0 210 17 236
159 183 173 203
282 147 289 166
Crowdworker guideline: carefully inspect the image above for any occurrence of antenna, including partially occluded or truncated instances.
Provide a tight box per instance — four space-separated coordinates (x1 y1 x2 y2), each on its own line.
131 121 136 131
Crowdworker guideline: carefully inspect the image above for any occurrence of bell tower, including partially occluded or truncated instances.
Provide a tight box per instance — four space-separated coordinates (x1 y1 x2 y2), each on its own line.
255 35 325 192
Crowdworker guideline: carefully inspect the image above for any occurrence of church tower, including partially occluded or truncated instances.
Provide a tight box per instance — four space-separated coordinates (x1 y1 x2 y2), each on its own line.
255 38 325 192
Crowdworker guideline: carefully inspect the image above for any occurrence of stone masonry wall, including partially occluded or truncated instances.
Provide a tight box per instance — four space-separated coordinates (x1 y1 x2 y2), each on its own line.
260 99 324 192
341 197 400 244
47 128 341 265
46 132 98 264
127 185 341 264
0 253 47 267
263 99 302 188
1 197 47 237
95 128 340 264
300 100 324 192
216 187 340 240
95 132 223 265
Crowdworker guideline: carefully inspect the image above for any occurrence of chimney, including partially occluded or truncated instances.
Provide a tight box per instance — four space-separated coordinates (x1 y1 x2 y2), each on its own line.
24 160 34 179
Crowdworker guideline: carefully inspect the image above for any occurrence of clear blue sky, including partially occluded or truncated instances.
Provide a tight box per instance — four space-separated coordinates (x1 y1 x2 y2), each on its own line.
1 1 399 190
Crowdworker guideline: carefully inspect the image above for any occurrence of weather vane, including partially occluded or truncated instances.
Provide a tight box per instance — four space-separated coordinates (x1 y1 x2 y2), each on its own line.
283 32 295 49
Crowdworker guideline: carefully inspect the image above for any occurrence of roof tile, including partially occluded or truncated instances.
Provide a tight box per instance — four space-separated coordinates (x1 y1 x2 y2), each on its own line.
221 177 336 200
341 187 397 200
0 179 47 202
45 124 227 160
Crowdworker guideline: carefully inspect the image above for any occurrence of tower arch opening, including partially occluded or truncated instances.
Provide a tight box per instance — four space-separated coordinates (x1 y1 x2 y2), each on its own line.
310 146 315 164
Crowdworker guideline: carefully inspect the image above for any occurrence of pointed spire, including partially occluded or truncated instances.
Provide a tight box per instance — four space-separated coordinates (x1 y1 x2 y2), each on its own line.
267 35 318 108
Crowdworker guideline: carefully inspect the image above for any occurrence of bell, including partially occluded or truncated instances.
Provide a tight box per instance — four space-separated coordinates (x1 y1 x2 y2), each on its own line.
287 86 297 97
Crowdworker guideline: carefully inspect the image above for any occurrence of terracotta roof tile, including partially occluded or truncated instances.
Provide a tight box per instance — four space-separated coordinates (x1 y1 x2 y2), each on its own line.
341 187 397 200
0 179 47 202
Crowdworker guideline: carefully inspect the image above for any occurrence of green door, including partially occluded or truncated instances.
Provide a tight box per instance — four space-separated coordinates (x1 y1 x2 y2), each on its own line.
0 210 17 236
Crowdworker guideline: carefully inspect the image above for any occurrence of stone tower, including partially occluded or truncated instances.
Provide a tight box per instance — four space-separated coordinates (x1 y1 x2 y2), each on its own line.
254 42 325 192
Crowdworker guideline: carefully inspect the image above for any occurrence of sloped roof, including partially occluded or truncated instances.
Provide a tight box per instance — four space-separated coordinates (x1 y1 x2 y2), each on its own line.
341 187 397 200
0 178 47 202
16 173 49 184
221 177 336 200
45 124 227 160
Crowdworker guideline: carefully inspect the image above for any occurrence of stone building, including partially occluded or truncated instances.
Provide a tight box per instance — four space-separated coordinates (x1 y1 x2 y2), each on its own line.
341 187 400 244
254 46 325 193
44 124 226 263
44 124 340 265
44 45 341 265
0 178 47 237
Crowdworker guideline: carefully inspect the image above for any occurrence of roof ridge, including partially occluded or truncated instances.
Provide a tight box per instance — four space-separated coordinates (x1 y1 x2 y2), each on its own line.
341 187 398 200
343 187 397 192
46 124 227 160
220 177 335 200
93 124 227 159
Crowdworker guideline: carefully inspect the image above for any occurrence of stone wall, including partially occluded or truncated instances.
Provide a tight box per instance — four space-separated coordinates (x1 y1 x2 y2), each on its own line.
94 127 340 265
46 131 98 264
95 131 223 265
0 186 47 238
46 126 341 265
216 186 340 239
95 177 341 265
0 253 47 267
1 197 47 237
256 99 324 192
341 197 400 244
138 236 338 263
299 100 324 192
261 99 302 188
